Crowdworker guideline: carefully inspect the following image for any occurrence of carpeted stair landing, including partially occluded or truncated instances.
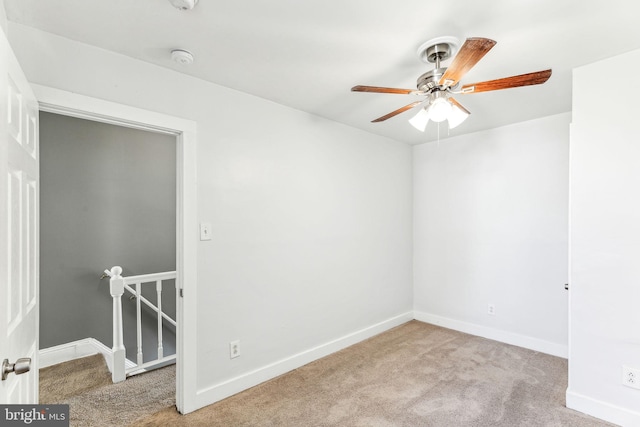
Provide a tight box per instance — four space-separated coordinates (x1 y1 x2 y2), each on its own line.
39 353 175 426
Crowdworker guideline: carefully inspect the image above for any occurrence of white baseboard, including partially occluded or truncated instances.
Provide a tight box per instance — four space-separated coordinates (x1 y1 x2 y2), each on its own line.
194 312 414 410
567 389 640 426
413 311 568 358
39 338 137 373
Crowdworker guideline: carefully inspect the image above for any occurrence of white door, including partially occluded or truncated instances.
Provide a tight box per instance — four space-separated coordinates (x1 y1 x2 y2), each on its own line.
0 29 39 404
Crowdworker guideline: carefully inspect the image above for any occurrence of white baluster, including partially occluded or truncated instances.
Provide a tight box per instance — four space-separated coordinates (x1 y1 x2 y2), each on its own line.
156 280 163 359
136 282 143 366
106 269 177 377
109 266 126 383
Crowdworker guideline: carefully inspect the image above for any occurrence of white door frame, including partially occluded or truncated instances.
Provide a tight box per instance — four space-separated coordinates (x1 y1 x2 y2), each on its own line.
33 84 198 414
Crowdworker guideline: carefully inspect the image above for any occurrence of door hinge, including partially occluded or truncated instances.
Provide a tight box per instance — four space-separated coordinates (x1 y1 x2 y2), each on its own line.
180 289 184 297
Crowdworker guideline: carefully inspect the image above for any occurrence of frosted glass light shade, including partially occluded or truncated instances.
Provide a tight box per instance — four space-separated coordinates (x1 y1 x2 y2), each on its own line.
409 108 430 132
447 103 470 129
428 98 452 123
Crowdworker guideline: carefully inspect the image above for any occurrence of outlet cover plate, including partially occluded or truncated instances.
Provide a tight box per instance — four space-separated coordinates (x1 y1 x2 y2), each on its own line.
622 366 640 389
230 340 240 359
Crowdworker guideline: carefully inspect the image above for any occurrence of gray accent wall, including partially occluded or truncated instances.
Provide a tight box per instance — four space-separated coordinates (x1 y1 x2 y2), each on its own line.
39 112 176 362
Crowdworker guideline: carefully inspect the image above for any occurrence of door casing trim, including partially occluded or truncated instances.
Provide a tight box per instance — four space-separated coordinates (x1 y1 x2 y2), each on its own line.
34 84 198 413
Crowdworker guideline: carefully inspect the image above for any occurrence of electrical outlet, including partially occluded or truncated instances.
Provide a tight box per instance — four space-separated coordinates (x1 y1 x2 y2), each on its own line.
487 304 496 316
230 340 240 359
622 366 640 389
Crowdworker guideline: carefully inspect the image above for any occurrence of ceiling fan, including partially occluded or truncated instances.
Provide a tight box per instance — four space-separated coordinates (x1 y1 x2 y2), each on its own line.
351 36 552 131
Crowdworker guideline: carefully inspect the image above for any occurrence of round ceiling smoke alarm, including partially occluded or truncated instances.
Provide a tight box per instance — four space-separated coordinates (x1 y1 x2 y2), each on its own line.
168 0 199 10
171 49 194 65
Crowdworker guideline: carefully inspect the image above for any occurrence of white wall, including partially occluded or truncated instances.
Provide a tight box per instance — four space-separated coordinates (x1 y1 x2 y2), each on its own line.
0 2 6 33
413 113 570 357
567 48 640 426
0 0 6 204
7 24 413 410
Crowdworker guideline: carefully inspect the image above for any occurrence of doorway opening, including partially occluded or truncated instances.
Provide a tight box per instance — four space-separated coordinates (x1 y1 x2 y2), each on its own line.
39 111 178 381
34 85 198 413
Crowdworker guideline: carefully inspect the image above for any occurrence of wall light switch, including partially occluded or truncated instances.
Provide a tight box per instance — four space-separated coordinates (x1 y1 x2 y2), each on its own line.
200 223 212 241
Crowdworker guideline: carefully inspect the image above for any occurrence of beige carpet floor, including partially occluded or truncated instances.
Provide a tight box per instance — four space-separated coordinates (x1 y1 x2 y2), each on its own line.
40 353 176 426
40 353 113 403
42 321 614 426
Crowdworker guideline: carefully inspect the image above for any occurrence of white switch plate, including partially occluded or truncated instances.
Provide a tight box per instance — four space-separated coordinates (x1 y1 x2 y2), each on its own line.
200 223 212 241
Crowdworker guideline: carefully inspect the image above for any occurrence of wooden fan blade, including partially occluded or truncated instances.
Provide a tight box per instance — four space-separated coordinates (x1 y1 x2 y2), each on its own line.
449 97 470 115
352 85 417 95
460 69 552 94
439 37 496 87
372 101 423 123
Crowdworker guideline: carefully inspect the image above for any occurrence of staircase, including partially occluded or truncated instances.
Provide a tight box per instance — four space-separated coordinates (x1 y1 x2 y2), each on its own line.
105 266 177 382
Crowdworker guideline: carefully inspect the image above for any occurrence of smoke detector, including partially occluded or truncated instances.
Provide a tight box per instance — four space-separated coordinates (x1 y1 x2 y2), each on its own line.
168 0 199 10
171 49 194 65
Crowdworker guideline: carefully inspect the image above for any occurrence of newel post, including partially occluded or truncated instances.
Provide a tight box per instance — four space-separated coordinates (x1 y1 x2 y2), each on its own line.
109 266 126 383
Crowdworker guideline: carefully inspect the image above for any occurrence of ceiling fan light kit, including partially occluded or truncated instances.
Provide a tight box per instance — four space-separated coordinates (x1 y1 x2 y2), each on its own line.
427 94 451 123
446 101 471 129
409 92 470 132
408 108 430 131
351 36 552 134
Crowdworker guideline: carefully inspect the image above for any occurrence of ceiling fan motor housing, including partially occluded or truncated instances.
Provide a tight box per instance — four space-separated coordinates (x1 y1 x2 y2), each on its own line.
415 38 461 92
417 68 449 92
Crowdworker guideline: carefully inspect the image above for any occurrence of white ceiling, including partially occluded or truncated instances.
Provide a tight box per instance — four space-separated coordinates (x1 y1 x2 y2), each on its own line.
4 0 640 145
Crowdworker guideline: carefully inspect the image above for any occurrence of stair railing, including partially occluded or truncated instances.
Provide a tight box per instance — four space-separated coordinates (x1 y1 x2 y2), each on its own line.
105 265 177 382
